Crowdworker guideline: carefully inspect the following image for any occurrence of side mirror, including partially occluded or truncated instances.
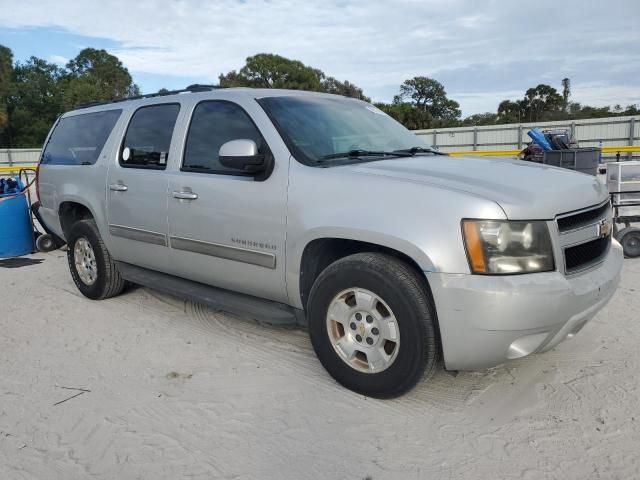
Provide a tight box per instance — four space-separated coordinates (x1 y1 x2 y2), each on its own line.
219 139 267 174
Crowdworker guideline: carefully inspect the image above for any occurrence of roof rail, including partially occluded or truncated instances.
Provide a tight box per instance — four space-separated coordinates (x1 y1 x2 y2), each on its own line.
74 84 226 110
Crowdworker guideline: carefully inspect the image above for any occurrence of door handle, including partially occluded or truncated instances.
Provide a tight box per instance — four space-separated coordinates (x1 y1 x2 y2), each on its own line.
172 191 198 200
109 183 128 192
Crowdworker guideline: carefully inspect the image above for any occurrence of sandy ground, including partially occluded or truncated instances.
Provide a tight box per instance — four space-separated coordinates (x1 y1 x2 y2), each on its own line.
0 252 639 480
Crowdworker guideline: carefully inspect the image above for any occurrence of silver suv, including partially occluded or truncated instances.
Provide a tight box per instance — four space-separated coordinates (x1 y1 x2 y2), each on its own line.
36 86 623 397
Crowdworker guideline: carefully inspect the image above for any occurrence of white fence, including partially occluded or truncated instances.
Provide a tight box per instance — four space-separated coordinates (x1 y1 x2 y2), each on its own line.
0 148 41 171
414 115 640 161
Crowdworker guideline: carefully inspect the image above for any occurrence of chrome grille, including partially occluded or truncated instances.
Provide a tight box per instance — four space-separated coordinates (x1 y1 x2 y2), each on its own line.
557 202 610 233
555 200 612 274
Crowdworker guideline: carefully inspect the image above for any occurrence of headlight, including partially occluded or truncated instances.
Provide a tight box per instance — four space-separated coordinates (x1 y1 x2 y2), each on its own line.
462 220 554 274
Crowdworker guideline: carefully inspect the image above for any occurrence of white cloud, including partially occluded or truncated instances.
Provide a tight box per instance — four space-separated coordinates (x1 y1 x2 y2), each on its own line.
570 84 640 109
1 0 638 115
48 54 68 65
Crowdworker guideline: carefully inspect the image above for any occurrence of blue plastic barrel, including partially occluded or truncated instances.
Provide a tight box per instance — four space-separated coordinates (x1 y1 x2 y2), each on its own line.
0 185 34 258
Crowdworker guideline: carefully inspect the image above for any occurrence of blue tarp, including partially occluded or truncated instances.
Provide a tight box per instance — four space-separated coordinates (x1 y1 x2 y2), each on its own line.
527 128 553 151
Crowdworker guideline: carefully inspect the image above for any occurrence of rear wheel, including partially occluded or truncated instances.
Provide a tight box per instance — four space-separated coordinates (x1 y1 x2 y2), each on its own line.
308 252 438 398
66 219 125 299
616 227 640 258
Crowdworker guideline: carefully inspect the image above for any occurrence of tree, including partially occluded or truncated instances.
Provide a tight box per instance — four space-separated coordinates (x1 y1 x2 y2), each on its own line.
494 84 564 124
219 53 322 90
396 77 461 122
623 104 640 115
375 101 432 130
62 48 139 109
0 45 13 146
523 84 563 121
219 53 369 100
320 76 369 101
461 112 498 126
4 57 64 147
497 99 527 124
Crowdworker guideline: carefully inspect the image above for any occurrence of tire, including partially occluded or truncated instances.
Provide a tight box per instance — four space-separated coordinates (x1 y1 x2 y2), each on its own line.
616 227 640 258
307 252 438 398
66 219 125 299
36 233 57 252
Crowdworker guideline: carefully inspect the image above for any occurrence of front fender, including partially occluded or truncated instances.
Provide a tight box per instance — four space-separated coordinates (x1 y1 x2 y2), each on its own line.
286 227 438 309
284 161 506 309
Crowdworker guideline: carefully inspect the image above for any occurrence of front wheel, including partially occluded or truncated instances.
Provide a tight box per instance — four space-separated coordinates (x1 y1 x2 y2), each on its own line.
66 219 125 299
307 253 439 398
616 227 640 258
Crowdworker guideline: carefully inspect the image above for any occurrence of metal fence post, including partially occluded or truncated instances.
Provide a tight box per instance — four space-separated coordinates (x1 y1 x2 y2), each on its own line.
473 127 478 151
433 130 437 148
629 118 636 161
6 148 14 174
517 125 523 149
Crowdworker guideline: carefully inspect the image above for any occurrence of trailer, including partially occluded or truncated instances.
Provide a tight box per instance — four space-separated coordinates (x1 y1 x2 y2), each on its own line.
608 161 640 257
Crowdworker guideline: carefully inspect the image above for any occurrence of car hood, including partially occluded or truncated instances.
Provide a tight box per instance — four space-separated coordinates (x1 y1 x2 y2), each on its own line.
345 155 608 219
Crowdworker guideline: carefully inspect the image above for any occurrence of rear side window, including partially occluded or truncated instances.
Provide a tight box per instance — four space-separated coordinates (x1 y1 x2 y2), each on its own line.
120 104 180 169
40 109 122 165
182 101 267 174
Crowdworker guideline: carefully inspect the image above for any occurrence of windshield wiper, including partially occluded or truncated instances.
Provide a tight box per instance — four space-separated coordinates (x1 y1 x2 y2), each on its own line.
393 146 447 156
319 149 414 161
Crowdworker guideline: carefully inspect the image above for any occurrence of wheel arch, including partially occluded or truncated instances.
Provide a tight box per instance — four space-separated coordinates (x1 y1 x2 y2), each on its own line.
292 230 437 309
58 201 97 239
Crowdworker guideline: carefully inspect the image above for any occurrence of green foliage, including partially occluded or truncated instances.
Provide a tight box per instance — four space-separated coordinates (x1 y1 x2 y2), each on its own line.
490 79 639 125
396 77 461 121
0 45 139 147
496 99 528 124
379 77 637 129
220 53 321 90
219 53 370 101
321 76 369 102
495 84 566 124
375 102 432 130
61 48 140 110
0 45 13 143
523 84 564 121
5 56 64 147
376 77 461 129
461 112 498 126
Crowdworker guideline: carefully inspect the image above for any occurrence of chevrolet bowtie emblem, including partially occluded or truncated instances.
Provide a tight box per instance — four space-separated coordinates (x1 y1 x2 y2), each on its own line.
598 219 612 238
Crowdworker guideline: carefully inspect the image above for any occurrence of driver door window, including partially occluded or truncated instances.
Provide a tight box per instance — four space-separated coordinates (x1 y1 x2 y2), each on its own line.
181 100 267 174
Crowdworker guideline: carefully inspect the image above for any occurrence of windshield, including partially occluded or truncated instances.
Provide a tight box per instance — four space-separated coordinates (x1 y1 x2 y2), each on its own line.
257 95 433 166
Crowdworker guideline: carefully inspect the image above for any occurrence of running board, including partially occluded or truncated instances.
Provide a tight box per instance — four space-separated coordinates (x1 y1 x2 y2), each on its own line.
115 262 306 326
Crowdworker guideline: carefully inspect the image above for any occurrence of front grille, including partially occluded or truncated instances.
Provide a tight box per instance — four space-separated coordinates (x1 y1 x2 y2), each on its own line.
564 236 611 273
557 202 610 233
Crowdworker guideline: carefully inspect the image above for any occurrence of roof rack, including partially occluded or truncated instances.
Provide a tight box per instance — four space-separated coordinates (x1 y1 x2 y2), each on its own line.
74 84 226 110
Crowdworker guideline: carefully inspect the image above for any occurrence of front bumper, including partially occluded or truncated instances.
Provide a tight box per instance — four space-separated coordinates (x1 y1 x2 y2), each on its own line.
427 240 623 371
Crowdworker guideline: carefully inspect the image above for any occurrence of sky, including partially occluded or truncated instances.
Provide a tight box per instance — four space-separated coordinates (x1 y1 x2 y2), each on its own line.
0 0 638 116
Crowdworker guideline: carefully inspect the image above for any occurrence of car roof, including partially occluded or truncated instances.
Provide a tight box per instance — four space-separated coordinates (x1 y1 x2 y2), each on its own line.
63 87 355 118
